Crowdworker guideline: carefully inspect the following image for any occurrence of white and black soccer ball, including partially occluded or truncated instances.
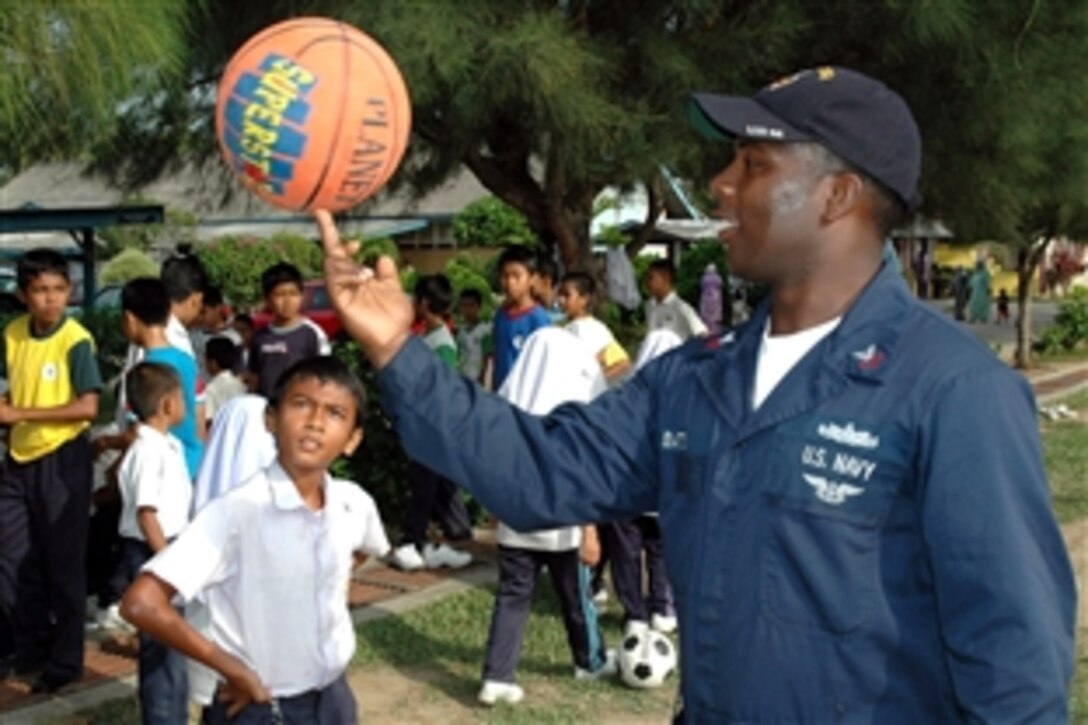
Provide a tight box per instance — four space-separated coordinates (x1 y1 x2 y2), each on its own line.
618 626 677 689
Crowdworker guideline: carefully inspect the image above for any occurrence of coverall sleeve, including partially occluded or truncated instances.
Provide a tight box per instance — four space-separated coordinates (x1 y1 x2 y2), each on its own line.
919 368 1075 722
378 337 660 530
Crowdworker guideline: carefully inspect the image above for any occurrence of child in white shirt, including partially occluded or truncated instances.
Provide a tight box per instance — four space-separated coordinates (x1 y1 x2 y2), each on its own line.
117 361 193 724
203 337 246 427
121 356 390 724
558 271 631 382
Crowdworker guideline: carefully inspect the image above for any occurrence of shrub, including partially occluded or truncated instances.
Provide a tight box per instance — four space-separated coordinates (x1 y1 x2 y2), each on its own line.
196 233 323 310
75 307 128 383
98 247 159 286
453 196 540 248
1038 286 1088 353
331 339 412 528
445 253 498 319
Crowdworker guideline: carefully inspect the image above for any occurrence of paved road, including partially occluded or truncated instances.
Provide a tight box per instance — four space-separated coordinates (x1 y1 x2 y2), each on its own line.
925 298 1059 351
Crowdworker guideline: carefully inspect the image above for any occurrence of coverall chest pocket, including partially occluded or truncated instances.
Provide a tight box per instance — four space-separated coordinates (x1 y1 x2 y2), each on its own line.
759 419 908 635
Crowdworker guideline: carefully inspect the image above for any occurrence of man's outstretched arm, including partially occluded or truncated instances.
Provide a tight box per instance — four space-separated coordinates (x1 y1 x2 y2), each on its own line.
316 210 660 529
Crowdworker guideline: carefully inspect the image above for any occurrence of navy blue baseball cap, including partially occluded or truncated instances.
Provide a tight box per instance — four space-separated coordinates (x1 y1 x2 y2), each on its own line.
690 67 922 210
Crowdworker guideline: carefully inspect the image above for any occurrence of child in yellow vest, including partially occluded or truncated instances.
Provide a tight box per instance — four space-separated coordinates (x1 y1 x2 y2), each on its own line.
0 249 102 693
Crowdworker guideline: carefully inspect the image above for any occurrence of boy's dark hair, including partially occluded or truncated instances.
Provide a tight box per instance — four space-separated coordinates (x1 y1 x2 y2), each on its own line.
459 288 483 306
497 245 539 275
536 256 558 284
233 312 254 329
647 259 675 282
261 262 304 297
17 248 69 290
414 274 453 315
562 270 597 298
126 361 181 422
206 336 238 372
203 285 224 308
122 278 171 326
161 248 207 304
268 356 367 430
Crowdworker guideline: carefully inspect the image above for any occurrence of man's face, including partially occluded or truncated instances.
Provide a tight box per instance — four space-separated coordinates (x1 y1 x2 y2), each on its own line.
266 283 303 323
710 141 828 284
266 376 363 473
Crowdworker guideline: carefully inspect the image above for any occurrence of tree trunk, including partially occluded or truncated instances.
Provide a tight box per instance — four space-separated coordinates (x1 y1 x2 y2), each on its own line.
546 198 595 272
1014 239 1051 369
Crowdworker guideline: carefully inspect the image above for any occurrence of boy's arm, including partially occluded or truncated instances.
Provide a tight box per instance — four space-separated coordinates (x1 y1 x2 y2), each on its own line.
121 574 270 716
0 337 101 425
0 391 98 425
136 508 169 553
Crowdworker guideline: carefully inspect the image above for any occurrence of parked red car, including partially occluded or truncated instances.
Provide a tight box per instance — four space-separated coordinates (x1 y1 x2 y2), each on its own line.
250 280 343 340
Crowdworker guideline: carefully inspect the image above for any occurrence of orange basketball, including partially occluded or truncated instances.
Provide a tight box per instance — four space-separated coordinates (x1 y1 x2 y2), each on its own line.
215 17 411 212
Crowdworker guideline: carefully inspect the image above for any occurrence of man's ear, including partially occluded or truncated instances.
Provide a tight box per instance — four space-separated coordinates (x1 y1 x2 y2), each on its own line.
343 428 364 457
822 172 865 224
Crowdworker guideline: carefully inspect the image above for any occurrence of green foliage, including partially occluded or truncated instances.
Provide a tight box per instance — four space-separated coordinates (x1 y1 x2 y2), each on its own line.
452 196 539 248
0 1 191 171
98 248 159 287
444 253 497 319
1039 287 1088 354
73 307 128 383
347 235 400 266
676 241 729 309
595 225 630 249
196 233 322 310
330 338 412 528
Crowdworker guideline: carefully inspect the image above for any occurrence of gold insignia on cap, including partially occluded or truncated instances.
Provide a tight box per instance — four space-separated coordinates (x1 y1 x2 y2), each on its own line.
817 67 836 81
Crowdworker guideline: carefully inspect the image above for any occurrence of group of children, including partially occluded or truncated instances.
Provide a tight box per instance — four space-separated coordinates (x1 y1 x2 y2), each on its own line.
390 245 707 706
0 241 706 720
0 248 389 723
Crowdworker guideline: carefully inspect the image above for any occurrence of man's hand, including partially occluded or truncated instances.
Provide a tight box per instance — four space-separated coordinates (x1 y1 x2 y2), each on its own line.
315 209 413 369
218 657 272 718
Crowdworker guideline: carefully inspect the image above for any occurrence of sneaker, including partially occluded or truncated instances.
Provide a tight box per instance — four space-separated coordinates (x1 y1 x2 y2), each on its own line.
422 543 472 570
575 649 618 681
624 619 650 638
478 680 524 706
97 603 135 634
591 588 609 605
651 613 678 634
390 544 425 571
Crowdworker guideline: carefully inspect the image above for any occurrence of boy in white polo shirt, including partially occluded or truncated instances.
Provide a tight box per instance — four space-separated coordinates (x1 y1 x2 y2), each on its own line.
117 361 193 724
121 356 390 724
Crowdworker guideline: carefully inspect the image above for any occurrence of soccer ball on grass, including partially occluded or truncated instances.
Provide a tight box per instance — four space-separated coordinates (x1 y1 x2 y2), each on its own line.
618 623 677 689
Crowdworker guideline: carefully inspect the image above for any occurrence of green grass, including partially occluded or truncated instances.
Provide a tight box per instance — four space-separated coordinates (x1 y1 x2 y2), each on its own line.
1042 391 1088 523
354 581 675 724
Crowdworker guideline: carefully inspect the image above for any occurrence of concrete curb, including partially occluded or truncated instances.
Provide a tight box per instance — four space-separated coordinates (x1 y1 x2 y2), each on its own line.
4 676 137 725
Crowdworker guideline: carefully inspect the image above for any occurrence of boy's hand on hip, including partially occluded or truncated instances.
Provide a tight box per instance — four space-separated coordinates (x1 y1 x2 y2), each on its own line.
219 658 272 717
315 209 413 369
